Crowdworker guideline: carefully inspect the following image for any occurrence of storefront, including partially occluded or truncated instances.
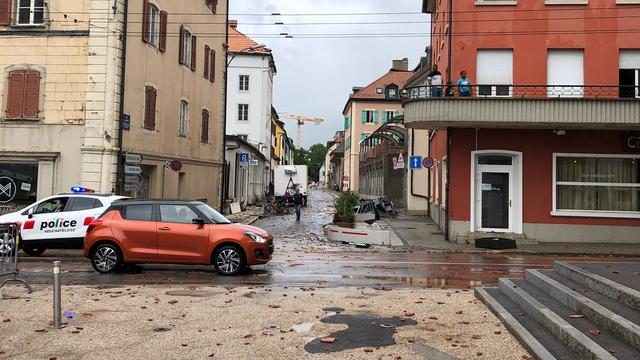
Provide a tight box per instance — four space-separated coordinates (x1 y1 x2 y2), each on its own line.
0 162 39 214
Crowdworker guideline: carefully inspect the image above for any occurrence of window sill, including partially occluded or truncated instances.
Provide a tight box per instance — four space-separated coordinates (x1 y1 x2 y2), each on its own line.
551 210 640 219
2 117 41 122
617 0 640 3
10 23 48 29
475 0 517 5
545 0 588 4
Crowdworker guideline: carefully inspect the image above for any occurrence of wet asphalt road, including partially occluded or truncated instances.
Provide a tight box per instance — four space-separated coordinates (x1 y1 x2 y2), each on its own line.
13 190 637 288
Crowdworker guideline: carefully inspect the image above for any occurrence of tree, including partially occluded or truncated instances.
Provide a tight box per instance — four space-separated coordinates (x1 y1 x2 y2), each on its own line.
292 144 326 182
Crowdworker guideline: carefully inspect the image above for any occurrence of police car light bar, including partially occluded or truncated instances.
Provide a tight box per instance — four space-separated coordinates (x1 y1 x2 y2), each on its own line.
71 186 96 193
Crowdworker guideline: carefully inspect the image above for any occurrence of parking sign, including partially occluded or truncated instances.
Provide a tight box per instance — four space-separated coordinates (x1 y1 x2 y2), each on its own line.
239 153 250 163
409 156 423 169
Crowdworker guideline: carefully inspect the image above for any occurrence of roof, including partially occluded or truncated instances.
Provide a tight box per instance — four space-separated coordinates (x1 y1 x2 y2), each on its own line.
225 135 268 162
349 69 414 100
228 22 270 54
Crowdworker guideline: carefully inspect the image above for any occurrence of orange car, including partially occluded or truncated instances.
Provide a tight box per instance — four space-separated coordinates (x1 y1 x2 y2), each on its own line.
83 200 273 275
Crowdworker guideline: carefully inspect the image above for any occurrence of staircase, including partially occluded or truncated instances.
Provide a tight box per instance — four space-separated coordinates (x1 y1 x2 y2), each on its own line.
475 261 640 360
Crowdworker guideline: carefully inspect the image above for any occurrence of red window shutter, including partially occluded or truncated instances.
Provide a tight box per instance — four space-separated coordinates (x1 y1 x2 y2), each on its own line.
23 71 40 118
144 86 157 130
204 45 210 79
190 35 197 72
159 11 168 52
201 109 209 143
0 0 11 26
6 71 25 118
212 0 218 14
150 87 157 129
142 0 150 43
210 49 216 83
178 25 185 65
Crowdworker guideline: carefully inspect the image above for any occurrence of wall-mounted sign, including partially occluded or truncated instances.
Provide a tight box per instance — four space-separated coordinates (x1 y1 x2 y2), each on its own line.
410 156 423 169
249 159 259 166
123 184 140 192
125 153 143 164
124 165 142 175
623 132 640 152
0 177 17 204
170 160 183 172
121 114 131 131
239 153 250 163
422 157 435 169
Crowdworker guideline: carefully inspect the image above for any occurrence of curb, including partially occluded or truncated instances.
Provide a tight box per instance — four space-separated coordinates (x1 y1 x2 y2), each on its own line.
475 287 558 360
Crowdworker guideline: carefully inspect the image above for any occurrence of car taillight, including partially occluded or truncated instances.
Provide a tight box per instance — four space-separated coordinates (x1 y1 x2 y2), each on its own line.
86 219 103 234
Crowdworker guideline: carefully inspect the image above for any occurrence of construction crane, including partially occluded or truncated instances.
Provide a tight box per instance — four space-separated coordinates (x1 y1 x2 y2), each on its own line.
278 113 324 148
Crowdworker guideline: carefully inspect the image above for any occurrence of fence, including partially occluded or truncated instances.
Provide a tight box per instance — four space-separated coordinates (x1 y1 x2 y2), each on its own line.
1 223 32 297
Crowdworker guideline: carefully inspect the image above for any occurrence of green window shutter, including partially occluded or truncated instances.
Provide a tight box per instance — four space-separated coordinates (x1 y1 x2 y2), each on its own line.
374 111 379 124
382 111 387 124
344 116 349 129
394 111 399 119
361 110 366 124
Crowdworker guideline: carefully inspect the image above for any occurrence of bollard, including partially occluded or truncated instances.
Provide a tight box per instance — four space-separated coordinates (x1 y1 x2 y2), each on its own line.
53 261 61 329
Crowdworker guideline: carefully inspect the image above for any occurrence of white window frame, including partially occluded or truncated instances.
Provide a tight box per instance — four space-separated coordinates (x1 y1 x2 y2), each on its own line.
238 104 249 121
181 29 192 66
16 0 46 26
148 4 160 47
551 153 640 219
179 100 189 137
239 75 250 91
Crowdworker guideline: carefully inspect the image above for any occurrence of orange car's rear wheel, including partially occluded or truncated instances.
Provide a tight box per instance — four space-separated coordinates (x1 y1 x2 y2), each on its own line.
91 243 122 274
214 245 244 276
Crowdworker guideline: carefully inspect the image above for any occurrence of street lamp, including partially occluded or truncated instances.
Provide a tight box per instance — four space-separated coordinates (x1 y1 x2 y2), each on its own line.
226 43 267 66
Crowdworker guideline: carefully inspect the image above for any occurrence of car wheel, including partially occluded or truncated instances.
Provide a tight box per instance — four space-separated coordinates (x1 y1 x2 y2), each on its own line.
23 247 46 257
214 245 244 276
91 243 122 274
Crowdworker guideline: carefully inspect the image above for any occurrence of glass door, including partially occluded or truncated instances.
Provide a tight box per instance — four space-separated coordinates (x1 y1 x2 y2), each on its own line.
481 172 510 229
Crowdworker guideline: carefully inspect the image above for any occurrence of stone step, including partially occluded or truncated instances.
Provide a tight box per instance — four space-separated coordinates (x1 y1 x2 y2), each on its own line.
525 269 640 351
555 261 640 312
507 278 640 360
475 287 575 360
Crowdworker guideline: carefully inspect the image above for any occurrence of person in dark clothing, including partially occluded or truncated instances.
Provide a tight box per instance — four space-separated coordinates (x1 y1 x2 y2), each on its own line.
427 65 443 97
268 181 274 196
293 187 304 222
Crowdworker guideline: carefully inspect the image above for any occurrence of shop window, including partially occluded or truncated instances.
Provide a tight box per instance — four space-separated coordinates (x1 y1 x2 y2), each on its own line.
554 154 640 217
0 163 38 211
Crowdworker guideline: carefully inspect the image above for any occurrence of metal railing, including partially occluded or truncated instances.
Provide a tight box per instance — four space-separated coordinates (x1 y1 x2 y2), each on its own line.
1 223 32 298
403 84 640 100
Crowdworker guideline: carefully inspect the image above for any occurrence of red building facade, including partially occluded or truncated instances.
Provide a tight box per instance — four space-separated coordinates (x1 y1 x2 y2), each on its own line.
406 0 640 243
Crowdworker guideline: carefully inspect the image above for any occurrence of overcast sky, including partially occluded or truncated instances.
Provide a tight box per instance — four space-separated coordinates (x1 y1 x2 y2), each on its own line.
229 0 430 150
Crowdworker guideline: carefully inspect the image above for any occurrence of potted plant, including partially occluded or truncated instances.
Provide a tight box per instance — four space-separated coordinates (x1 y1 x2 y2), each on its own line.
333 190 359 228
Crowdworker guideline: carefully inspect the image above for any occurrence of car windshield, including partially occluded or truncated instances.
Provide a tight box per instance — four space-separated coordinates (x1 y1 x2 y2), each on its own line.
194 203 232 224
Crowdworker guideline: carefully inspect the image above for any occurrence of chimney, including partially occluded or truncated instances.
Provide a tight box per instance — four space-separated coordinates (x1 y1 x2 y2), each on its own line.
392 58 409 71
229 20 238 28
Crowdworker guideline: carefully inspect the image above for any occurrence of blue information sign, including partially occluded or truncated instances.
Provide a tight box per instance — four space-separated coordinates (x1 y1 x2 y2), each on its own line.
239 153 250 163
409 156 423 169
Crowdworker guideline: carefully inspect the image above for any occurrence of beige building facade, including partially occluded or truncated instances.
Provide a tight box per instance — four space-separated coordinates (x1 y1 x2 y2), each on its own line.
0 0 227 212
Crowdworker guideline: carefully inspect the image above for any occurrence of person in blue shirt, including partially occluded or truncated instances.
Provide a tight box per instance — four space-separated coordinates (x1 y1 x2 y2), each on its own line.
457 71 472 97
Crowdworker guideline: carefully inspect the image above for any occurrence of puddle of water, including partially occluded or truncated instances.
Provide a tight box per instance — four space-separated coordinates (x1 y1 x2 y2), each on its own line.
341 275 483 288
292 322 315 334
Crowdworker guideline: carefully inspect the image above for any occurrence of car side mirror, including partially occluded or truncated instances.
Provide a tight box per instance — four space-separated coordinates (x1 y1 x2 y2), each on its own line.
192 218 205 226
27 208 34 219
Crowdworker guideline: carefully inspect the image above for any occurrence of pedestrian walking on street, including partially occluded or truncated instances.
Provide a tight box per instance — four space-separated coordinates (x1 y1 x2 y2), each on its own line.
293 187 304 222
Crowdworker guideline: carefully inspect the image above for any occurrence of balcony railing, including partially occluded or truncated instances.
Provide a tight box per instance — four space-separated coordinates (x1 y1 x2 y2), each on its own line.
403 84 640 100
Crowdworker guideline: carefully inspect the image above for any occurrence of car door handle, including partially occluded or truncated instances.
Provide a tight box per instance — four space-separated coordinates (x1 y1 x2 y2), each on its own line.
159 227 171 231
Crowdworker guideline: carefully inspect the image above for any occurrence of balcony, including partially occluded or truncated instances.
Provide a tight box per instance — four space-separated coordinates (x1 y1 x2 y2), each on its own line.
403 85 640 130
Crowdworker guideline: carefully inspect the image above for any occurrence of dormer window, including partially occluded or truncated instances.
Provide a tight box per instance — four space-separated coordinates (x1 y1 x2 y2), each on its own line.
385 84 399 99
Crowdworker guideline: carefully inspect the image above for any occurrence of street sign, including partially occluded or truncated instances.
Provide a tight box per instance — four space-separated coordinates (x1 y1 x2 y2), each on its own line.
123 183 139 192
395 152 405 169
124 176 139 184
249 159 259 166
170 160 183 172
121 114 131 131
423 157 435 169
125 153 143 164
239 153 250 163
124 165 142 175
410 156 423 169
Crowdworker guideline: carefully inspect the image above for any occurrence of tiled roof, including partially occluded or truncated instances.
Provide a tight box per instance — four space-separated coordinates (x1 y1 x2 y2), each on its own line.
350 69 414 100
228 21 270 53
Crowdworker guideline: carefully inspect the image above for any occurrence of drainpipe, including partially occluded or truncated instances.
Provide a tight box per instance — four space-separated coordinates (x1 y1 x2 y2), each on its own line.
444 128 451 242
220 0 230 211
447 0 453 84
116 0 129 195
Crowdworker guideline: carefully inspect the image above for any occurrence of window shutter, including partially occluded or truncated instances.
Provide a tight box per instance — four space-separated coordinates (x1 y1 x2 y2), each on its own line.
361 110 366 124
204 45 210 79
6 71 25 118
23 71 40 118
0 0 11 26
212 0 218 14
344 117 348 129
394 111 399 119
178 25 185 65
190 36 197 71
382 112 387 124
142 0 150 44
201 109 209 143
159 11 167 52
210 50 216 82
150 88 157 129
144 86 157 130
374 111 379 124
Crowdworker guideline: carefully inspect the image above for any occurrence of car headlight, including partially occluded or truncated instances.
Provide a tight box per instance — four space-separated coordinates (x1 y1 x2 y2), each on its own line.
245 232 267 243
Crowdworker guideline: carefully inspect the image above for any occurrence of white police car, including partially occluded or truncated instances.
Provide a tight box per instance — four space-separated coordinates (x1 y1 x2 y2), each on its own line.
0 187 126 256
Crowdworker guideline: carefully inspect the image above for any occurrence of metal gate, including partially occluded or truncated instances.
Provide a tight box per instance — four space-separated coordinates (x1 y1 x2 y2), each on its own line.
0 223 32 297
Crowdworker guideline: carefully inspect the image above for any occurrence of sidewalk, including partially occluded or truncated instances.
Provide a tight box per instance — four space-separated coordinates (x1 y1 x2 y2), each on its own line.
226 206 262 225
381 213 640 256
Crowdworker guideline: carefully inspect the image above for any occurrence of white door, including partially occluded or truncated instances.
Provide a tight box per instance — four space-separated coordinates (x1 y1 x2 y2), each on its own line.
547 50 584 97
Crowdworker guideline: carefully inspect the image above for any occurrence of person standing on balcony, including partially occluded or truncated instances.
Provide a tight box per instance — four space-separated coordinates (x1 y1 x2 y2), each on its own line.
457 71 472 97
428 65 443 97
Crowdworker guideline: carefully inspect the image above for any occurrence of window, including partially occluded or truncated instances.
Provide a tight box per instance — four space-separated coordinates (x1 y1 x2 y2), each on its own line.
239 75 249 91
16 0 45 25
3 162 37 208
144 86 157 130
142 2 166 50
553 154 640 217
386 87 398 99
477 49 513 97
238 104 249 121
548 50 584 98
205 0 219 14
383 111 398 124
179 100 189 137
160 204 199 224
376 88 384 94
35 197 69 214
68 198 102 212
344 116 350 130
209 49 216 82
620 50 640 99
179 26 196 71
124 205 154 221
204 45 210 79
361 110 378 124
201 109 209 143
5 70 41 119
